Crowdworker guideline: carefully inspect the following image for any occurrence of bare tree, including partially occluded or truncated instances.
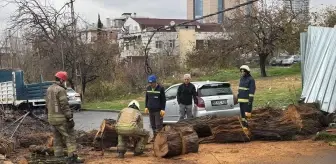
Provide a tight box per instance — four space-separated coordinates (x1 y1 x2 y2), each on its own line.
223 1 306 77
312 6 336 28
6 0 120 101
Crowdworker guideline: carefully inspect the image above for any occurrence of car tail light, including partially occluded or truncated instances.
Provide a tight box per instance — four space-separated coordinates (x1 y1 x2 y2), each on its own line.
196 96 205 108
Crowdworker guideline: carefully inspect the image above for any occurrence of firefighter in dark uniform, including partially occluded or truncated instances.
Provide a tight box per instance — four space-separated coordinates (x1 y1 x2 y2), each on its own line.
237 65 256 129
144 75 166 140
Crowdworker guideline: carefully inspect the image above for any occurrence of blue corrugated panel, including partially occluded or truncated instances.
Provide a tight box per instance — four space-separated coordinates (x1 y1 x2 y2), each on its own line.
14 71 26 100
25 82 53 100
300 26 336 113
0 69 14 82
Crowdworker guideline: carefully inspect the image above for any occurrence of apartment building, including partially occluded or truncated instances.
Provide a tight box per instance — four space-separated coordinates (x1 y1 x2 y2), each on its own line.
187 0 254 23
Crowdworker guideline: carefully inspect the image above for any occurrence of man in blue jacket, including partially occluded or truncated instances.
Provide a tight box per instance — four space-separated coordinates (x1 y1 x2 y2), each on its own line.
144 75 166 140
238 65 256 129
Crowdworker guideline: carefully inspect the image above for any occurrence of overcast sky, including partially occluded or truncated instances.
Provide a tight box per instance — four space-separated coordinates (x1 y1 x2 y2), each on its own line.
0 0 335 36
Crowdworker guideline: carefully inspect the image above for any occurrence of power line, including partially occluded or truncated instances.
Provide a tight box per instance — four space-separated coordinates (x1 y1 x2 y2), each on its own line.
141 0 260 75
119 0 259 39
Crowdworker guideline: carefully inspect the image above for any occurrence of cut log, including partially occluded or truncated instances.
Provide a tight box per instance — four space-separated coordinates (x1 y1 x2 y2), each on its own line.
175 115 217 138
206 117 250 143
93 119 118 150
153 125 199 158
247 107 300 141
175 116 250 143
18 133 52 148
285 103 327 135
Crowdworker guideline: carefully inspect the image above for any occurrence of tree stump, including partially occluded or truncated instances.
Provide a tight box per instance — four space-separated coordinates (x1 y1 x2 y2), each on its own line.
153 125 199 158
93 119 118 150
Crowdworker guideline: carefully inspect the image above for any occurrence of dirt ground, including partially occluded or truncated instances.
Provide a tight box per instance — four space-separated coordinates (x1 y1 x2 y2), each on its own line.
81 140 335 164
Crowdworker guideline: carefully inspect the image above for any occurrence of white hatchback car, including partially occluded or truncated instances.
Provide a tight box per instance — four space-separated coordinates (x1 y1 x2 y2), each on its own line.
163 81 240 124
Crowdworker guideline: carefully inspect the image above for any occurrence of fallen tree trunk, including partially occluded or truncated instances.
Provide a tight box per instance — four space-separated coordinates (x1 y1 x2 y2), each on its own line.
175 116 251 143
172 104 325 143
248 107 299 141
93 119 118 150
285 103 327 135
154 125 198 158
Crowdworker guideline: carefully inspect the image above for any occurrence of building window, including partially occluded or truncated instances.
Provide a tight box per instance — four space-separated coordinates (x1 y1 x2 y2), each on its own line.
155 41 163 49
194 0 203 23
218 0 224 23
134 26 138 31
168 40 175 48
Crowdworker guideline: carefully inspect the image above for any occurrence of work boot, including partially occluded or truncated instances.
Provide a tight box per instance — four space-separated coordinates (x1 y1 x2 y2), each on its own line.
66 154 85 164
245 112 252 119
117 152 125 159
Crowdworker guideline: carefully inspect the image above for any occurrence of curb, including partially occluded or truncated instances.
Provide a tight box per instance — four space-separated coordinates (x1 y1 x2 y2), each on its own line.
81 109 148 115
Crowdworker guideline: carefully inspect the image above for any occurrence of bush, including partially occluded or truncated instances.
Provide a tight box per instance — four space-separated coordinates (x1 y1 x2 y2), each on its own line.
84 55 181 101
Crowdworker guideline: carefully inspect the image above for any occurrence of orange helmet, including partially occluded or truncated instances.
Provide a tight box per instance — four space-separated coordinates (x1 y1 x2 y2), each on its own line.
55 71 68 81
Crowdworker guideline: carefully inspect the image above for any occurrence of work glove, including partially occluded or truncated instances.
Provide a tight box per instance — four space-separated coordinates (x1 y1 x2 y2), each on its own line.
67 118 75 129
144 108 149 113
160 110 165 117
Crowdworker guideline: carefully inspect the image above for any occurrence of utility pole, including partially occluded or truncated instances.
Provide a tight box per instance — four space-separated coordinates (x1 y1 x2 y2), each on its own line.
70 0 78 89
8 30 13 69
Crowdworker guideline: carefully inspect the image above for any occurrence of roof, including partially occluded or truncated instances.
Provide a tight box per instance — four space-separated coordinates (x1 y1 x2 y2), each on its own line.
132 18 222 32
132 18 200 27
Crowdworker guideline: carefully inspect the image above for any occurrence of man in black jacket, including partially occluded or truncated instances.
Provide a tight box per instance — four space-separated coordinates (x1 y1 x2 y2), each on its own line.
177 74 198 120
144 75 166 139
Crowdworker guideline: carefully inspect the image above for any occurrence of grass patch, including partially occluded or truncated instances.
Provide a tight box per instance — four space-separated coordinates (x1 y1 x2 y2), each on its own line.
198 64 301 82
315 132 336 142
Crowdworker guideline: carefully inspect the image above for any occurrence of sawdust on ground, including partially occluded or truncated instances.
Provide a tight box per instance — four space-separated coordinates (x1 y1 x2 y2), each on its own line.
82 140 335 164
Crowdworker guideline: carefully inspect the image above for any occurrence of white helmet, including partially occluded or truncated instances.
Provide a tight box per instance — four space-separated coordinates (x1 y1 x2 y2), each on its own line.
240 65 250 72
128 100 140 110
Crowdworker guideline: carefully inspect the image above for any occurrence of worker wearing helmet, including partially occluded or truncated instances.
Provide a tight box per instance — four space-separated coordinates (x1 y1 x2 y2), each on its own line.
45 71 84 163
238 65 256 128
116 100 149 158
144 75 166 141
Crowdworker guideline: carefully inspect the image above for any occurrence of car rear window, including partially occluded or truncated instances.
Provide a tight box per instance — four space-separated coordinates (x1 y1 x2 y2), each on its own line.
198 83 232 97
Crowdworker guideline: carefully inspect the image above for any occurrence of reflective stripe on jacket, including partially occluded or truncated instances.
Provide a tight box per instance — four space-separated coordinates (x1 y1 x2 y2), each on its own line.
238 74 256 103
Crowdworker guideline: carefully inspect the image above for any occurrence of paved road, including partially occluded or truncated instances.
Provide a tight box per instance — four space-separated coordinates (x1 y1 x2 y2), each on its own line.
73 111 153 136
